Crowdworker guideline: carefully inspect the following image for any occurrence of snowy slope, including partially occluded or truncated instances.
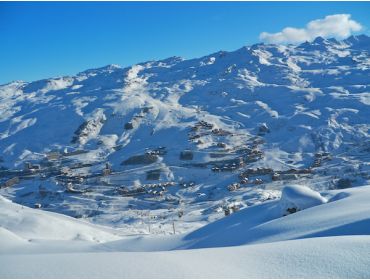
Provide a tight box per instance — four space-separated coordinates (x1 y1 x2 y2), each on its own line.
0 35 369 233
1 185 370 278
1 236 370 278
181 185 370 249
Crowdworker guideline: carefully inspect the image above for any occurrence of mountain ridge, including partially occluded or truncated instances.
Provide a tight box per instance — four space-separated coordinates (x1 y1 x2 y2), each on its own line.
3 34 369 86
0 33 369 233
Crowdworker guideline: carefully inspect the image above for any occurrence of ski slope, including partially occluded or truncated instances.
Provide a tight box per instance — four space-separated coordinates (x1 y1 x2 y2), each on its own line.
1 185 370 278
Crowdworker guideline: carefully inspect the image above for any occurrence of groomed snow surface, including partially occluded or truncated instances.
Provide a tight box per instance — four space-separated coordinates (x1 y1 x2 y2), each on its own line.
1 184 370 278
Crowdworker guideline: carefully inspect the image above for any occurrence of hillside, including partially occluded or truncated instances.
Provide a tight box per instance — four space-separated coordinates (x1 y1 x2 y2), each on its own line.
1 185 370 278
0 35 369 234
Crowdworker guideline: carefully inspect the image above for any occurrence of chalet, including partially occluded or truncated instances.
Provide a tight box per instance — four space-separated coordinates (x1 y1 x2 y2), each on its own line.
180 150 194 160
62 150 88 157
146 169 161 180
240 178 249 184
217 142 227 148
145 147 166 156
211 166 221 172
102 163 111 176
122 154 158 165
279 174 299 181
272 173 280 181
254 178 263 184
61 166 71 175
227 183 240 191
46 151 61 161
24 162 41 173
179 181 195 188
65 182 85 194
223 204 240 216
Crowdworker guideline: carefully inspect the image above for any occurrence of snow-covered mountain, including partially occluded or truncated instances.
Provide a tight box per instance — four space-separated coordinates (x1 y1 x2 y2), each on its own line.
0 35 369 233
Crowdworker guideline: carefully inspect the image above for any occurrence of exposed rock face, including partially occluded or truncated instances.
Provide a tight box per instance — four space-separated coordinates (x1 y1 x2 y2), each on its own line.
72 114 106 145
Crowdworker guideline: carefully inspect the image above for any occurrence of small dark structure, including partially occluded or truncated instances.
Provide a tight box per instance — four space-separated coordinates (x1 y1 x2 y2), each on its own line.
180 150 194 160
227 183 240 192
102 162 112 176
337 178 352 189
124 122 134 130
24 162 41 173
217 142 227 148
146 169 161 180
1 177 19 188
122 154 158 165
65 182 85 194
46 151 61 161
258 123 270 135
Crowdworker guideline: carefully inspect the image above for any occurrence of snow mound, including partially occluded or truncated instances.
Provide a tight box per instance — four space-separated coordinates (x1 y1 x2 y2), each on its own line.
1 236 370 278
183 185 370 249
0 195 119 245
1 186 370 277
279 185 327 215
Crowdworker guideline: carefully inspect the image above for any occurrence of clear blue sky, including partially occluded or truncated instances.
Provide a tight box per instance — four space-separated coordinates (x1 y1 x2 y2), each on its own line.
1 1 370 84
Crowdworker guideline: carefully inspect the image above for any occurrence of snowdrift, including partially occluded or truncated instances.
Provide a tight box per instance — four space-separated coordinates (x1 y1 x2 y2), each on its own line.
0 195 120 254
1 185 370 278
1 236 370 278
182 185 370 249
279 184 327 215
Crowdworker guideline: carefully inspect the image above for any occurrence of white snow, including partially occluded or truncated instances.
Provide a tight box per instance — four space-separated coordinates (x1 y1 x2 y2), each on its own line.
0 195 119 244
1 185 370 277
0 35 370 277
279 184 327 214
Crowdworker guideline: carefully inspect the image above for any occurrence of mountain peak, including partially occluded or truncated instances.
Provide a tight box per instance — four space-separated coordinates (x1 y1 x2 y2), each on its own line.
77 64 122 76
327 37 339 44
346 34 370 42
344 34 370 49
312 36 326 44
156 56 184 65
